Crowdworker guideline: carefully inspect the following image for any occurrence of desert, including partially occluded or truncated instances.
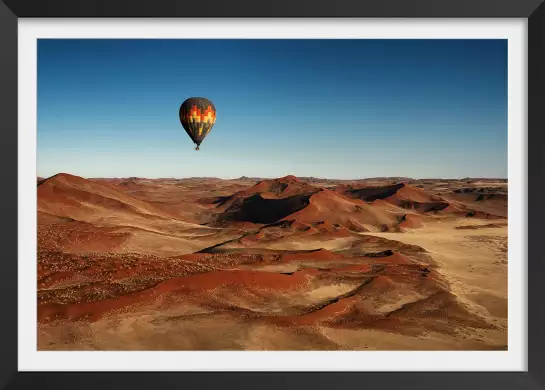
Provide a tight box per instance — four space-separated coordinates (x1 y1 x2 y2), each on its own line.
37 173 508 350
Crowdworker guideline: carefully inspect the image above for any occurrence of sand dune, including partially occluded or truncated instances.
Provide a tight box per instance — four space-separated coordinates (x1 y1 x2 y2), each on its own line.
366 218 508 333
38 173 240 255
37 174 508 351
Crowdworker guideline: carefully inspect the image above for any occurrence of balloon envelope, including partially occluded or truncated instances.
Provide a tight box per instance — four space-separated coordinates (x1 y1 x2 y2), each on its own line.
179 97 216 150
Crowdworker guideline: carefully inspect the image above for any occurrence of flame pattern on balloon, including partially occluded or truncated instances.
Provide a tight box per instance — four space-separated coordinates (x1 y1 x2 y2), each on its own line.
179 97 216 149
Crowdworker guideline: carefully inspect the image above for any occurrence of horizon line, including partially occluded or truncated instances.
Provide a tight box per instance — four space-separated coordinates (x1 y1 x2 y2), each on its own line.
37 172 509 182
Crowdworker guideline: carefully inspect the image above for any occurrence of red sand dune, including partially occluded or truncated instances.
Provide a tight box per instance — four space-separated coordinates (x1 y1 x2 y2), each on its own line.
155 269 313 291
328 263 374 273
281 188 402 232
96 177 227 224
398 213 424 229
279 248 346 263
37 174 208 235
235 175 319 199
204 179 504 233
38 269 315 323
208 175 320 218
213 193 314 225
239 219 355 245
441 192 508 218
336 182 450 213
38 173 173 220
38 220 130 253
372 251 412 265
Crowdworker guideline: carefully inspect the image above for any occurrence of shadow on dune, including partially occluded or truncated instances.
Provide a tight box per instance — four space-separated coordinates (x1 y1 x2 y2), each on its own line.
341 183 405 202
214 193 313 224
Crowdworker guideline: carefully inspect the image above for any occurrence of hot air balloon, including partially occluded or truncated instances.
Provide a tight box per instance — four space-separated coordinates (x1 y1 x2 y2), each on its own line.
179 97 216 151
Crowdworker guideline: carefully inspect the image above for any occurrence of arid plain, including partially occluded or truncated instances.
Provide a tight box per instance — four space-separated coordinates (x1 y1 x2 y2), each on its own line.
37 173 508 350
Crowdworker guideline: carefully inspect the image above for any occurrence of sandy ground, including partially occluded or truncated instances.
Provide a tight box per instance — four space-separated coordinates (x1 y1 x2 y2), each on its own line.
365 217 508 347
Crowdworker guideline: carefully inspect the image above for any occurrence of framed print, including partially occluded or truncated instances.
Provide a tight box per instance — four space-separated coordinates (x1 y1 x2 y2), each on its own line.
1 0 544 389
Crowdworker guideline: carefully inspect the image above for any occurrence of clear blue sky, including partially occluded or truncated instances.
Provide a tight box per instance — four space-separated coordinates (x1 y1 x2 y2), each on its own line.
37 39 507 179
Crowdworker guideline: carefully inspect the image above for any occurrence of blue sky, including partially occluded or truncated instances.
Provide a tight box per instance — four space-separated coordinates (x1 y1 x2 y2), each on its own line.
37 39 507 179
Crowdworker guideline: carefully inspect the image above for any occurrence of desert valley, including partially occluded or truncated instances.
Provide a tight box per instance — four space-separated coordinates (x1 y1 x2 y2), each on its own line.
37 173 508 350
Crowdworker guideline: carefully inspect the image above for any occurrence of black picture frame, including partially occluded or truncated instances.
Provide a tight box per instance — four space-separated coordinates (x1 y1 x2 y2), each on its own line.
1 0 542 389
